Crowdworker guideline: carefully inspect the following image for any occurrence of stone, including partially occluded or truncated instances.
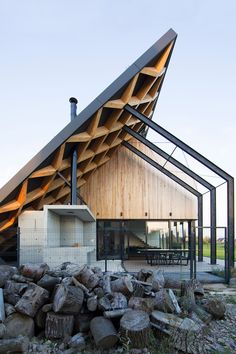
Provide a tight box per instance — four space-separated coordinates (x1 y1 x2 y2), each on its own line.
202 298 226 319
3 312 34 338
68 332 86 350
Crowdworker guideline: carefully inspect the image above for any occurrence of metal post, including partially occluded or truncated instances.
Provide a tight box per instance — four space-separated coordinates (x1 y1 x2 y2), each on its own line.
198 196 203 261
69 97 78 205
210 189 217 264
188 221 194 279
224 227 230 283
227 178 235 267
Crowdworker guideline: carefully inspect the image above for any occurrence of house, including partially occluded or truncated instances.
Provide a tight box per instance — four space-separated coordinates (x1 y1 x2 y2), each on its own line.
0 29 234 275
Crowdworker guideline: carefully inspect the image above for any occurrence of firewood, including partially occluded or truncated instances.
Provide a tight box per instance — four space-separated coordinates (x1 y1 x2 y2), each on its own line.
131 281 145 297
87 295 98 312
120 310 150 348
72 276 90 295
0 336 29 352
103 308 129 319
37 274 61 291
35 307 46 329
128 296 156 314
0 265 18 288
90 316 118 349
4 303 16 317
20 263 49 281
11 274 33 283
151 269 165 291
15 283 49 317
74 265 100 290
111 277 133 296
192 304 213 323
98 292 127 311
0 289 5 323
154 289 179 313
103 274 112 295
180 280 196 312
45 312 74 339
164 277 182 289
74 312 94 333
137 269 153 282
53 284 84 315
41 303 53 313
3 280 28 305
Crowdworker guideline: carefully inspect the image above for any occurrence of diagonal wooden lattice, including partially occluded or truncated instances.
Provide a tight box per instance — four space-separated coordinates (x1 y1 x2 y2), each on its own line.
0 37 175 232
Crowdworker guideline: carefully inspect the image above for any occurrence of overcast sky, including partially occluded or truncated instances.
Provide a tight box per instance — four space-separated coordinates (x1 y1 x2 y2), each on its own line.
0 1 235 226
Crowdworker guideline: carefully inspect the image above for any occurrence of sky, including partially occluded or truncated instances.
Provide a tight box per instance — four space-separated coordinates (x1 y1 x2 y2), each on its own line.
0 0 235 228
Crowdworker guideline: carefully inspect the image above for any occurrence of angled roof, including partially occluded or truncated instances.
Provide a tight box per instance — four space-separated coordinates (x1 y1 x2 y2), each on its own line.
0 29 177 232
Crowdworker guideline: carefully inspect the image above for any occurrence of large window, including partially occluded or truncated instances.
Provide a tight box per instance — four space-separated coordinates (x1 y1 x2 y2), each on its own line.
97 220 190 260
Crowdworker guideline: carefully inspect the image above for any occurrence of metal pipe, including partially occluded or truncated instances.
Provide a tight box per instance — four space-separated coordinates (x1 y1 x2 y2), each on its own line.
210 189 217 264
197 196 203 262
69 97 78 205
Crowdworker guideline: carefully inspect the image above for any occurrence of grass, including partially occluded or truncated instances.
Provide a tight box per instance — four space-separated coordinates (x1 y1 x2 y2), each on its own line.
202 242 225 260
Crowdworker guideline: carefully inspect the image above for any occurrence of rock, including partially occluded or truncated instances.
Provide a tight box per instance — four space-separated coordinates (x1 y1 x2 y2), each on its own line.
202 298 226 319
3 312 34 338
0 265 18 287
68 332 86 350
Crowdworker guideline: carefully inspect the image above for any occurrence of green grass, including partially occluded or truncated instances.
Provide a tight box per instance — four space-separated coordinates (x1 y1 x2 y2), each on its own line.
202 243 225 260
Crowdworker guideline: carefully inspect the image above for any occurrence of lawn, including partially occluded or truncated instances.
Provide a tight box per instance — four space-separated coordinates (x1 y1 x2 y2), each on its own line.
202 242 225 260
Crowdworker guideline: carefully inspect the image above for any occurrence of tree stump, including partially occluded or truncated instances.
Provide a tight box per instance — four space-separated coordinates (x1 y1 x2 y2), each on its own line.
90 316 118 349
15 283 49 317
45 312 74 339
111 277 133 296
53 284 84 315
120 310 150 348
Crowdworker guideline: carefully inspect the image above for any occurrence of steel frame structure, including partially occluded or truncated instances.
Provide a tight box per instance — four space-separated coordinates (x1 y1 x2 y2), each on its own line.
124 104 235 268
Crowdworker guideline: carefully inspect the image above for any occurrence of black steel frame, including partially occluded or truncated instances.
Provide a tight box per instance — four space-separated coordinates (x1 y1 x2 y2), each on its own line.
123 125 218 263
124 104 234 269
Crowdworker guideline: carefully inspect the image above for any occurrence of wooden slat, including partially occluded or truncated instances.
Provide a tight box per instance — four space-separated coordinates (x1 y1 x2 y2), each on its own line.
30 166 56 178
155 42 173 72
87 109 103 136
121 74 139 103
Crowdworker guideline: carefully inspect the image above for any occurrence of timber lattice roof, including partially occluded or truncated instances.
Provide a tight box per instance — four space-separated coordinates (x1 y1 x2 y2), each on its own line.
0 29 177 232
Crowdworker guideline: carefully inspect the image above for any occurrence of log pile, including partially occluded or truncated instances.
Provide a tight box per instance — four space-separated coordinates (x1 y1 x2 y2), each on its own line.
0 263 227 353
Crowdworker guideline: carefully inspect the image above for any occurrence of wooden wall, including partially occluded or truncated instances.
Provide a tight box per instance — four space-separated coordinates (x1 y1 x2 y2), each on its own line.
80 140 198 220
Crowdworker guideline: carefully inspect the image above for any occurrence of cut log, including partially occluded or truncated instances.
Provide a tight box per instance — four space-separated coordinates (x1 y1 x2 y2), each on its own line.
4 312 34 338
87 295 97 312
92 266 103 278
111 277 133 296
35 307 46 329
164 277 182 289
103 309 129 319
15 283 49 317
41 303 53 313
11 274 33 283
98 292 127 311
72 276 90 295
74 312 94 333
151 269 165 291
0 289 5 323
4 303 15 317
74 265 100 290
120 310 150 348
128 297 156 314
180 280 196 312
131 281 145 297
137 269 153 282
0 336 29 353
20 263 49 281
53 284 84 315
90 316 118 349
103 274 112 295
45 312 74 339
192 304 212 323
0 265 18 288
3 280 28 305
202 298 226 319
94 287 104 299
37 274 61 291
0 324 6 339
154 289 179 313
